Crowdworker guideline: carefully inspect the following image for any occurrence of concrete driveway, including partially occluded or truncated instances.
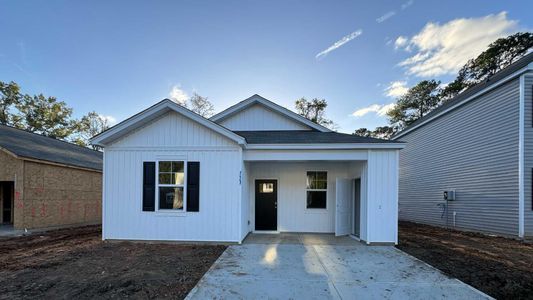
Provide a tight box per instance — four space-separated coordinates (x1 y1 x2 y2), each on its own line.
186 233 491 299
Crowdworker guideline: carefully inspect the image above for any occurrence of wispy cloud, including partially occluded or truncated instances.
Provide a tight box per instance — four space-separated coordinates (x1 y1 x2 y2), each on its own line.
401 0 414 10
169 85 189 104
99 115 117 125
385 81 409 98
376 11 396 23
352 103 396 117
316 29 363 59
397 12 519 77
394 36 408 50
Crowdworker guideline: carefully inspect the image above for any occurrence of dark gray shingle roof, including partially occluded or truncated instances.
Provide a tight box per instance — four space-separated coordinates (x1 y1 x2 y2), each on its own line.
234 130 399 144
0 125 102 171
394 51 533 138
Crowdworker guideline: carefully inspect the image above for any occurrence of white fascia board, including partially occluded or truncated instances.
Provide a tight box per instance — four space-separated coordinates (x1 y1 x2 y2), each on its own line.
243 149 368 161
244 143 405 150
393 64 533 140
210 95 331 132
90 99 246 147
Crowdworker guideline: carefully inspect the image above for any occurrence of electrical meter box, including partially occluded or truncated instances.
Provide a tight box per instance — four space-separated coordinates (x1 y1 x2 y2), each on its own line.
443 190 456 201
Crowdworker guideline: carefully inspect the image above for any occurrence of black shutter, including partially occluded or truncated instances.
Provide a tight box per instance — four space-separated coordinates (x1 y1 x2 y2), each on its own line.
143 162 156 211
187 162 200 212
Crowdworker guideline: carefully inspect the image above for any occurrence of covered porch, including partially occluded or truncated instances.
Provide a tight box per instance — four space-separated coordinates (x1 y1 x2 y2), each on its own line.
241 149 399 245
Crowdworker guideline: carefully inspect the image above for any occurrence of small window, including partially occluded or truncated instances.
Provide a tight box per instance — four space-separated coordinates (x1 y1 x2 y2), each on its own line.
306 171 327 209
158 161 185 210
259 183 274 193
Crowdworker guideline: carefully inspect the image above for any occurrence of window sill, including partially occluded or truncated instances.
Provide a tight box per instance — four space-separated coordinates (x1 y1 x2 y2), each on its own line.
304 209 328 214
147 211 188 217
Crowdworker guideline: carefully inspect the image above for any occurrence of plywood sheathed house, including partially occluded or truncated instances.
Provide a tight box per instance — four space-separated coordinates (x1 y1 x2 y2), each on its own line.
0 125 102 230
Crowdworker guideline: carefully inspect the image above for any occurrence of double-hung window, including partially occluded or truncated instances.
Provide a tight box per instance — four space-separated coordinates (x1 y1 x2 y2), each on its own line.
306 171 327 209
158 161 186 210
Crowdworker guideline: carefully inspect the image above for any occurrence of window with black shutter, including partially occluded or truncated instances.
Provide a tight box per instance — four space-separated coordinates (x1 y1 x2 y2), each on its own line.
142 162 156 211
187 162 200 212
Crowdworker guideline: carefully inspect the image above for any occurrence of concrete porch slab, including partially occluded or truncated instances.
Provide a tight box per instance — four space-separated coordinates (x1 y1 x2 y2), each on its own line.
187 233 492 300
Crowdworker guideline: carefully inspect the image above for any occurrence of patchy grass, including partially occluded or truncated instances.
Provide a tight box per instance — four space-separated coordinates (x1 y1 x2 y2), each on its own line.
0 225 226 299
397 221 533 299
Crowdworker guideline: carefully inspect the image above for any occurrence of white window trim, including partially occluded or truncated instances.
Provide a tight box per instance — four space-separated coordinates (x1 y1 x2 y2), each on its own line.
305 170 328 210
156 159 188 213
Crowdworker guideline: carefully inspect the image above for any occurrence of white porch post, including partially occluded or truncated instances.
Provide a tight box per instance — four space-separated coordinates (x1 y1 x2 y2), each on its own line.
364 149 400 244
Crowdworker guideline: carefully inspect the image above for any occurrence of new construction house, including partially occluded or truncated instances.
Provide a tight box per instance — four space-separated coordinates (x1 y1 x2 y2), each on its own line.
392 52 533 238
0 125 103 230
91 95 404 244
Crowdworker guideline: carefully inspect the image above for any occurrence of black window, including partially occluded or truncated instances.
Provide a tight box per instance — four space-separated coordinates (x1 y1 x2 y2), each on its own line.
306 171 327 209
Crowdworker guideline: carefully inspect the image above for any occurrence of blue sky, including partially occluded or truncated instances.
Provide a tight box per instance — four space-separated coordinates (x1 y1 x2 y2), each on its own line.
1 0 532 133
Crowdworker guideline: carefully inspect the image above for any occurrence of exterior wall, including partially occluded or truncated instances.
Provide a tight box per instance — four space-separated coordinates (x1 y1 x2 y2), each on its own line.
103 111 243 242
0 150 24 228
247 161 358 233
240 161 250 240
397 78 520 236
365 150 399 243
0 150 101 230
217 103 312 131
524 73 533 237
22 161 101 229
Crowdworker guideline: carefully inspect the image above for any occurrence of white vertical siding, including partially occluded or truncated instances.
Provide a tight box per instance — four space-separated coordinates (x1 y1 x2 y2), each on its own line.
366 150 399 244
247 161 363 233
103 111 243 242
240 161 250 241
218 103 312 131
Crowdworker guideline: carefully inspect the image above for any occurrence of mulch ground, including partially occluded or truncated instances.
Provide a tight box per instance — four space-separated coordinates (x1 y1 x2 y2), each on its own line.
0 225 226 299
397 221 533 299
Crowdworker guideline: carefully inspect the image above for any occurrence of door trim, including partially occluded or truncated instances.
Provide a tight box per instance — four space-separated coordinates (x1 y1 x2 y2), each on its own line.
254 179 278 231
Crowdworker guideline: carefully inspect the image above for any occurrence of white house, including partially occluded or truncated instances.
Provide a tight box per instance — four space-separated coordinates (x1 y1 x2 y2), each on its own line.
91 95 404 244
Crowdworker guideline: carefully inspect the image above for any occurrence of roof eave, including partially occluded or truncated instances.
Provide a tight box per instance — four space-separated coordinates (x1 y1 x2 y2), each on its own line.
244 143 405 150
392 62 533 140
210 95 332 132
90 99 247 147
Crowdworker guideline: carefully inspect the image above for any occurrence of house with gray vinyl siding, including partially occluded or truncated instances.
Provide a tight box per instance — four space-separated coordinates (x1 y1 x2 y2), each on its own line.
392 52 533 238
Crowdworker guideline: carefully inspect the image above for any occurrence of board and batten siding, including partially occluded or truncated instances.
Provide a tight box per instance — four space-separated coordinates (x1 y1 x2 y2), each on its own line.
397 78 520 236
103 111 243 242
217 103 312 131
247 161 357 233
523 73 533 237
365 150 399 243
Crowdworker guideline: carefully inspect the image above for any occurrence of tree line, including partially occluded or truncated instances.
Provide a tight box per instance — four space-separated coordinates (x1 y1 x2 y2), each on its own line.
0 83 215 149
293 33 532 138
356 32 533 139
0 82 111 149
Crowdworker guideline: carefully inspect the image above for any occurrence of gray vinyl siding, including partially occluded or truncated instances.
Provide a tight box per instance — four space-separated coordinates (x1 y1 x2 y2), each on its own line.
397 78 520 236
524 74 533 237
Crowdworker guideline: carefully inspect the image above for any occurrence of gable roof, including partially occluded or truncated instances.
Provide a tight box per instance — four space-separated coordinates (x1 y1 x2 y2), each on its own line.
393 51 533 139
90 99 246 147
0 125 102 171
210 94 332 132
235 130 403 145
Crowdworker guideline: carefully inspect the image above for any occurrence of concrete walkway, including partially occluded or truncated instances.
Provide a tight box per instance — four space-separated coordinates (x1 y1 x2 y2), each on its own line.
186 233 491 299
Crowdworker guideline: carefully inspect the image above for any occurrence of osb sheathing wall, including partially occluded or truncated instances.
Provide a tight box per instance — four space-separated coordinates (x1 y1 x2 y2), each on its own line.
0 150 102 229
0 150 24 228
22 161 102 229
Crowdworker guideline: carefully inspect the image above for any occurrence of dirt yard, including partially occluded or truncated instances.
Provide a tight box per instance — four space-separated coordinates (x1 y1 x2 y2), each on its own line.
0 225 226 299
397 221 533 299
